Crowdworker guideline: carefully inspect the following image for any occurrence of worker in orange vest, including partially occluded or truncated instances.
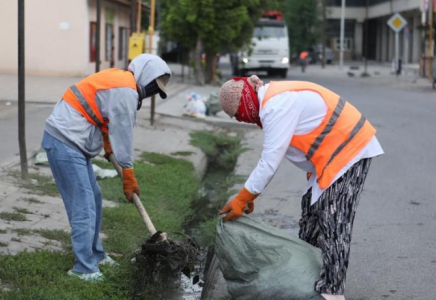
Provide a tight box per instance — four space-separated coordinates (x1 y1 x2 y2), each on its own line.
219 75 383 300
41 54 171 282
299 50 309 73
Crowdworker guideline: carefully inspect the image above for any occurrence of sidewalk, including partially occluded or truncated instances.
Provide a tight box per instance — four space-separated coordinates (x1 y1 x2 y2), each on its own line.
287 61 433 89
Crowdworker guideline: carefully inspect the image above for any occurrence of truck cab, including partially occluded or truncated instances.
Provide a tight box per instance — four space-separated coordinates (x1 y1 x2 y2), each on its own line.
232 12 289 78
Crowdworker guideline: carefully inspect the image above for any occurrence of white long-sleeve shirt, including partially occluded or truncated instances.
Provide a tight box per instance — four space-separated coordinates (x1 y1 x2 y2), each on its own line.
245 84 384 205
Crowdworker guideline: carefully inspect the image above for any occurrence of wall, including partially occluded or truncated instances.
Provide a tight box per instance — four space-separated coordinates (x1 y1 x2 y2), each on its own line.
87 0 131 75
0 0 88 76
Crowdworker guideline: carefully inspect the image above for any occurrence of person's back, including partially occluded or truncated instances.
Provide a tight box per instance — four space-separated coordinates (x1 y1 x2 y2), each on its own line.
45 68 138 160
299 51 309 73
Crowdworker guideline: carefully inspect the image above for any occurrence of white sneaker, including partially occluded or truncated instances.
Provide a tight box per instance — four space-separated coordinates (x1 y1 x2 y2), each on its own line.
98 256 118 266
67 270 103 282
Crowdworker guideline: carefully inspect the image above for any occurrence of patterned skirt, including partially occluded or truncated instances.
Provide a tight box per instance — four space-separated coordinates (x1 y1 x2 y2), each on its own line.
299 158 372 295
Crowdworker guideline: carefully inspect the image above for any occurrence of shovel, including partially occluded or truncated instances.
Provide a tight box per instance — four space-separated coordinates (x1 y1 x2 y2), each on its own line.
107 153 199 278
108 154 167 241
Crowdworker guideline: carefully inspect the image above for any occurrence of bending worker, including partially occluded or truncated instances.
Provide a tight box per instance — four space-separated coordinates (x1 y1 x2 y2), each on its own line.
41 54 171 282
219 75 383 300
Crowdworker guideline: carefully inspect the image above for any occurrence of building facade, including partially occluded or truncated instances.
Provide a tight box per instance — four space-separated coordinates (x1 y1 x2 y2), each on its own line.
0 0 142 76
327 0 432 64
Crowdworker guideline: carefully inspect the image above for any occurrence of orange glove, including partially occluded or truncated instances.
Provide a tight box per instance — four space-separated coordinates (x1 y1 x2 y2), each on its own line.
122 168 140 202
103 134 113 161
219 187 258 222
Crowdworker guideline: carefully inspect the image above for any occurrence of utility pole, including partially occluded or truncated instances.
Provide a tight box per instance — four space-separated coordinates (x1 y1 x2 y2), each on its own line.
364 0 369 75
137 0 142 33
429 0 434 79
340 0 346 69
130 0 136 33
18 0 28 179
322 0 326 69
96 0 101 72
149 0 156 126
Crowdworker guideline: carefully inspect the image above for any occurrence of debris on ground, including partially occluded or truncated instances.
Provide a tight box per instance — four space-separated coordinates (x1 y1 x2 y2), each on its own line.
133 232 200 298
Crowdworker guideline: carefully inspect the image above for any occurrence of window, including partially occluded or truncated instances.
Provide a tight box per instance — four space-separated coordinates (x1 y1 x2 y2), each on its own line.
106 23 114 63
119 27 128 61
90 22 97 62
253 25 286 39
334 37 353 51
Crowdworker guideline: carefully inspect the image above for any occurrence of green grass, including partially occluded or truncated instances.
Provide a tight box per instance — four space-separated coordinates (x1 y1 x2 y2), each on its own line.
16 172 59 197
12 228 32 236
0 242 8 247
20 197 44 204
0 229 7 234
0 250 134 300
99 152 200 254
13 207 33 214
0 212 28 222
190 131 247 170
34 229 71 247
0 149 243 299
0 153 201 300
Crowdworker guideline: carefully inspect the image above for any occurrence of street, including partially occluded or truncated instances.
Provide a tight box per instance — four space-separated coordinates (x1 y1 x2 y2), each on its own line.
221 63 436 300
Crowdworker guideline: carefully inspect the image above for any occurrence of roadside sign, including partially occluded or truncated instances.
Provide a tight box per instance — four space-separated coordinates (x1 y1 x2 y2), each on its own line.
387 13 408 32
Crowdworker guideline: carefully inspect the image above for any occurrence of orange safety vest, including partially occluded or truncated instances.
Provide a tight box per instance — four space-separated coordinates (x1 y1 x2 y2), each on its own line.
262 81 376 189
62 69 137 134
299 51 308 59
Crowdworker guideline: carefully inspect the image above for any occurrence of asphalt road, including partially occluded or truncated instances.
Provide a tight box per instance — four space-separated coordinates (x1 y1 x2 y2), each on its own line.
224 64 436 300
0 101 53 167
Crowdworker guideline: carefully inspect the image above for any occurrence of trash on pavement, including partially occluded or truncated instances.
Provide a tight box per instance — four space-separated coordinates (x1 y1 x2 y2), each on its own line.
35 148 118 179
215 215 323 300
183 92 206 119
205 92 222 116
92 164 118 179
35 148 49 166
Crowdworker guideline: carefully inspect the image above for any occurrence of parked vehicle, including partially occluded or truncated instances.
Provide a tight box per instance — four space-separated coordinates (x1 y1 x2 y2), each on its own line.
232 11 289 78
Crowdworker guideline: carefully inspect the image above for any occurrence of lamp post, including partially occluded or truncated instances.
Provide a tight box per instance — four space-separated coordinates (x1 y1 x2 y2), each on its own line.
340 0 346 69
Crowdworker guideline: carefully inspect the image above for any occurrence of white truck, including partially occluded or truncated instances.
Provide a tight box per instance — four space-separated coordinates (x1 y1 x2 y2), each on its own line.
232 13 289 78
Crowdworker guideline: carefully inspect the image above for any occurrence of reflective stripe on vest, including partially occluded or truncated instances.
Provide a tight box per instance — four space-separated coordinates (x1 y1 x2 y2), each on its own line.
69 85 105 129
62 69 137 134
261 81 376 189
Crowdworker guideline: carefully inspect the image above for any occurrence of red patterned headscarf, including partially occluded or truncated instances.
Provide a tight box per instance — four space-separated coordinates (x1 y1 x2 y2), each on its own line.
233 77 262 128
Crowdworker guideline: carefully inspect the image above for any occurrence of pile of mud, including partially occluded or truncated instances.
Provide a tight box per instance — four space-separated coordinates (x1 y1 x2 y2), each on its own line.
132 232 199 298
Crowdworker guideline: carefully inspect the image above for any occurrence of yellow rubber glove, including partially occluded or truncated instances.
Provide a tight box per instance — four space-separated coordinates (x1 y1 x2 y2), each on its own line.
219 187 258 222
122 168 140 202
103 134 113 161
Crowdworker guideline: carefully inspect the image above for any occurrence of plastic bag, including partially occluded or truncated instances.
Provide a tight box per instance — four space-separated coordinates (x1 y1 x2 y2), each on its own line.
215 216 323 300
183 92 206 119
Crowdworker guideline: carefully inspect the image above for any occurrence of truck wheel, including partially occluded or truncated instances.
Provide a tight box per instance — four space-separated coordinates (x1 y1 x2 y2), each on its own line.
280 69 287 78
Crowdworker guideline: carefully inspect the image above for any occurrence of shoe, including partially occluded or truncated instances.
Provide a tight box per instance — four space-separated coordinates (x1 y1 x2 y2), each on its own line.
98 256 118 266
67 270 103 282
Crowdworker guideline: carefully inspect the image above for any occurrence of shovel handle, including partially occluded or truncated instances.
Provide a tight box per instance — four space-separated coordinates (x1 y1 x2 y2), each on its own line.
108 154 157 236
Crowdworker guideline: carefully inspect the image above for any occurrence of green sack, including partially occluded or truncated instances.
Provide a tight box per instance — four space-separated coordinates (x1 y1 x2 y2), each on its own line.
215 216 323 300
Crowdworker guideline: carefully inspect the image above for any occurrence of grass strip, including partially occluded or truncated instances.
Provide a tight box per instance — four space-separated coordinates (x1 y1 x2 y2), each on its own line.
0 212 28 222
11 228 32 236
20 197 44 204
0 152 201 299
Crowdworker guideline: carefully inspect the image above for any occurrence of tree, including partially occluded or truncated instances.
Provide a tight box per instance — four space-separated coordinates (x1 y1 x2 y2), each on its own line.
161 0 263 84
283 0 320 59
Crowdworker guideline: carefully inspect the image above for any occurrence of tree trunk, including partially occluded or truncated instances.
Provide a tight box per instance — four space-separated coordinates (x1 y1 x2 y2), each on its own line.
194 36 205 85
205 49 215 84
